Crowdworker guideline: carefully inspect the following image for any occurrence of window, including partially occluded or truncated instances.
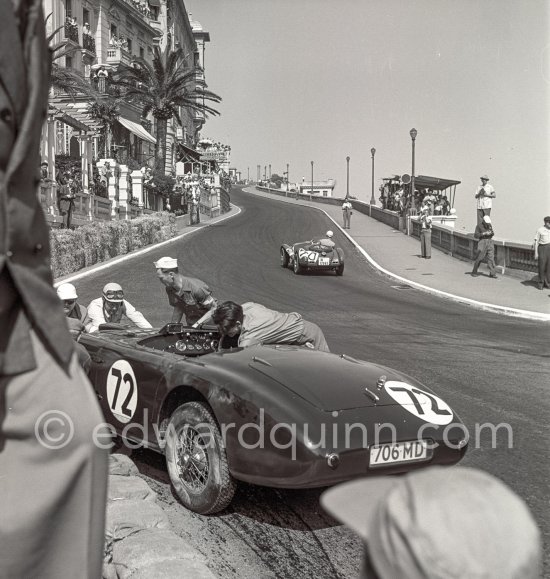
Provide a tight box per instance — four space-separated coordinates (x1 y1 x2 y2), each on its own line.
66 0 72 17
127 38 132 53
83 7 89 25
110 23 117 39
65 55 73 68
139 46 144 59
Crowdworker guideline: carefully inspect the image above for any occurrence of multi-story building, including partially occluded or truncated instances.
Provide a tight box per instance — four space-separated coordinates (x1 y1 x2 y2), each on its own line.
42 0 213 184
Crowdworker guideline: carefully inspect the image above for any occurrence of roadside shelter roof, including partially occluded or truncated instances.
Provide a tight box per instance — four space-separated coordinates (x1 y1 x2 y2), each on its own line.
413 175 461 191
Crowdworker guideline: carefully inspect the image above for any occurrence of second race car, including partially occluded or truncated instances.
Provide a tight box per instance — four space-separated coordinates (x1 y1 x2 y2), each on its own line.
281 234 344 275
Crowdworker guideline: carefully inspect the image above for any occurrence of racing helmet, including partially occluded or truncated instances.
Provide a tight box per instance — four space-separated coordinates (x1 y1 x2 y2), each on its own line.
103 282 124 302
326 230 334 238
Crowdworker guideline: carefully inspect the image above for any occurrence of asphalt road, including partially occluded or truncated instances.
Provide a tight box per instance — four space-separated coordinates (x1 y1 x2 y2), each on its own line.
74 186 550 578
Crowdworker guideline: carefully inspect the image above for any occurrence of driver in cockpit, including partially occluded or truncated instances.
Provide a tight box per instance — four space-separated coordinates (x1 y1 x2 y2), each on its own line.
308 230 336 251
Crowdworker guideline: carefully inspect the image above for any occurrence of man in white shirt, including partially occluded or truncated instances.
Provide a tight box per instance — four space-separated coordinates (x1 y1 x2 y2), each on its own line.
475 174 496 225
534 216 550 290
87 282 152 332
342 199 353 229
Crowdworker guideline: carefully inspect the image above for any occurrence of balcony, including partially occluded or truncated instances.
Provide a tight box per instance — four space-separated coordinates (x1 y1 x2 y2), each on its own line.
82 33 96 55
64 18 79 45
106 47 133 67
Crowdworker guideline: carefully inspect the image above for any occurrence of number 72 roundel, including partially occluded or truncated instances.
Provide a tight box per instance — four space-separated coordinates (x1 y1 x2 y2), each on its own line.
106 360 138 424
385 381 454 425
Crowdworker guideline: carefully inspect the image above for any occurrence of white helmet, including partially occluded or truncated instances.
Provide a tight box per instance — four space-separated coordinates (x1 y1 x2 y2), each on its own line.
56 283 78 300
326 230 334 238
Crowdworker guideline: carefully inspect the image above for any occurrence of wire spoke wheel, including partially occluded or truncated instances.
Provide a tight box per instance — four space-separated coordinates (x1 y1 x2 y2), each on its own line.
175 425 209 492
165 401 236 514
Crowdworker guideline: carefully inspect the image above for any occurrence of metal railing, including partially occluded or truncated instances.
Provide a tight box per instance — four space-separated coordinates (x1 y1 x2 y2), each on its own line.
255 185 537 274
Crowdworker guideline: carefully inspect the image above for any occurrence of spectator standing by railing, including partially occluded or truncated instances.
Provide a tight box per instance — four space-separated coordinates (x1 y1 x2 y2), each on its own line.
419 202 432 259
471 215 497 278
475 174 496 225
342 198 353 229
533 216 550 290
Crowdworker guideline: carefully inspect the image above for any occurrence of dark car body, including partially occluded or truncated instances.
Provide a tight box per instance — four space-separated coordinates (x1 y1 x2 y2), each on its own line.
81 324 467 491
281 241 345 275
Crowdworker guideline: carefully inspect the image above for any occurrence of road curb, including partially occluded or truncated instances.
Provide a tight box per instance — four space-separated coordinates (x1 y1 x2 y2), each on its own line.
103 454 216 579
244 187 550 322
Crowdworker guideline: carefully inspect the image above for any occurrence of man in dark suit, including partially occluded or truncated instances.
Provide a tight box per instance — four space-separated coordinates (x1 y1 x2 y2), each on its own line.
0 2 108 577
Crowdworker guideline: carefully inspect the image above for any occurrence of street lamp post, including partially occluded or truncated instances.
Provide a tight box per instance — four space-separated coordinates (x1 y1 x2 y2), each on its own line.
370 148 376 205
310 161 314 198
247 167 250 183
269 164 271 179
409 128 418 235
264 165 267 182
286 163 289 191
346 156 350 198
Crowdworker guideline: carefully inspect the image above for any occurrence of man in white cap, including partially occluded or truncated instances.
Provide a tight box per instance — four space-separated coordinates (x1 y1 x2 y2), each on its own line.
56 283 93 372
321 466 541 579
87 282 153 332
154 256 218 326
471 215 497 278
474 174 496 225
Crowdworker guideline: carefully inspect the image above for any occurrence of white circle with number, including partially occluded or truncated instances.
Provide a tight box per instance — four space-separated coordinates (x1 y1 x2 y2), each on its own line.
106 360 138 424
385 381 454 425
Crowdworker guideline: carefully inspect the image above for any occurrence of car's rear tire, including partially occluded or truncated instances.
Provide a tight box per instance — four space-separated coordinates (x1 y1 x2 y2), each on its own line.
336 264 344 276
293 254 302 274
165 401 236 514
280 247 289 268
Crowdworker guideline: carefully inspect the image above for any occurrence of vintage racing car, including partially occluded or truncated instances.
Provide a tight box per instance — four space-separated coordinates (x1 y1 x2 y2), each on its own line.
281 239 345 275
81 323 468 514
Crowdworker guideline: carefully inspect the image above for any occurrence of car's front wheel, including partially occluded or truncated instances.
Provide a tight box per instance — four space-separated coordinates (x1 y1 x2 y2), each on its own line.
165 401 236 514
280 247 289 268
293 254 302 274
336 263 344 276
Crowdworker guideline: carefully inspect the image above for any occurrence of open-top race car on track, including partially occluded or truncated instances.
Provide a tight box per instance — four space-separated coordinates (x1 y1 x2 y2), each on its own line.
81 323 468 514
281 237 345 275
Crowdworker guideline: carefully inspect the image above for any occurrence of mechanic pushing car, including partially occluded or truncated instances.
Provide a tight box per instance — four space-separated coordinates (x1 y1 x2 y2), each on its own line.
56 282 93 373
154 256 218 325
87 282 153 332
212 301 330 351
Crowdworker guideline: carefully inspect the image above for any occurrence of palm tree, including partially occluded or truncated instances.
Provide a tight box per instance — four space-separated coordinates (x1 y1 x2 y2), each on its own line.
87 99 120 158
113 46 221 174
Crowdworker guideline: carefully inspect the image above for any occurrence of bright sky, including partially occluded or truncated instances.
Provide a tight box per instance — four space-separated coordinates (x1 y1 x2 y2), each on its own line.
186 0 550 243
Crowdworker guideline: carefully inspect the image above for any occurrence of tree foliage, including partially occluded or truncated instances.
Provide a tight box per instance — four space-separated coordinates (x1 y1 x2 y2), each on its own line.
112 46 222 174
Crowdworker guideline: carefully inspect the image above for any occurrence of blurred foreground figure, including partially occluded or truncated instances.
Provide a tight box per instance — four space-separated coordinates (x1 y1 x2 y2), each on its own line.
321 466 541 579
0 2 108 577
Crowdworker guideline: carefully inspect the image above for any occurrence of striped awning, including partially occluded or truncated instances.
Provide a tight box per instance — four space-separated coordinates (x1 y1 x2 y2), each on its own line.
117 116 157 144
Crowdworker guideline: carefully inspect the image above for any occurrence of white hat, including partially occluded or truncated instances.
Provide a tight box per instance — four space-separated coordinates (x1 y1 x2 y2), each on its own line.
483 215 492 224
154 256 178 269
56 283 78 300
326 230 334 238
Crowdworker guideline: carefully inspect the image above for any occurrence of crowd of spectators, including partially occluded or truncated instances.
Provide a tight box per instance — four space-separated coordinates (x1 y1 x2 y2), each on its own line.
380 182 453 217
